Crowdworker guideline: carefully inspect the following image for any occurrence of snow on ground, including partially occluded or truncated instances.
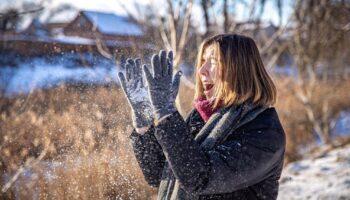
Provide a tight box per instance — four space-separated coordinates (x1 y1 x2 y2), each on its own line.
3 64 118 95
278 144 350 200
0 53 120 96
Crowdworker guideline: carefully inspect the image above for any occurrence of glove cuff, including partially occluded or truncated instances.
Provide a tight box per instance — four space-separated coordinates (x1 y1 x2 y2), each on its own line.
132 111 153 128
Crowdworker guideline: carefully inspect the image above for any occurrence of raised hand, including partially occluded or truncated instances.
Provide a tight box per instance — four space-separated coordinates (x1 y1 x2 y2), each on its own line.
142 50 182 120
118 58 153 128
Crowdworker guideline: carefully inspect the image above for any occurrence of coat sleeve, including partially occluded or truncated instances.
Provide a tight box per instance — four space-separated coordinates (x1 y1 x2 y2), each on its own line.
128 110 198 188
129 126 166 187
153 111 286 195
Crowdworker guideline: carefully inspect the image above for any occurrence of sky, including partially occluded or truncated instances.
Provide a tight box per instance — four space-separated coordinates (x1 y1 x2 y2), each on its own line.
0 0 293 32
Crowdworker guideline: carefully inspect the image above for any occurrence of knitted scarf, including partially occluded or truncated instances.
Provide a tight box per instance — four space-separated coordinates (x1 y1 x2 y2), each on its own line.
193 97 221 122
194 103 268 150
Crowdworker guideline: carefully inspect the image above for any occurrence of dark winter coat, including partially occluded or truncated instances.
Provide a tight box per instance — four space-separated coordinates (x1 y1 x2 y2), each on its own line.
130 107 286 200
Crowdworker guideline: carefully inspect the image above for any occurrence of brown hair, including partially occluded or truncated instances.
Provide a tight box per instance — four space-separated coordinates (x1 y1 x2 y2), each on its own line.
195 33 277 109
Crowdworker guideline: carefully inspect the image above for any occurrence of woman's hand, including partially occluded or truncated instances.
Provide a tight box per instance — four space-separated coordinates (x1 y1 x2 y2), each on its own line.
118 58 153 129
142 50 182 120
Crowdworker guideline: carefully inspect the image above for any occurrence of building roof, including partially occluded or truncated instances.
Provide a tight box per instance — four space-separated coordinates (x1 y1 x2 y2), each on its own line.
82 10 143 36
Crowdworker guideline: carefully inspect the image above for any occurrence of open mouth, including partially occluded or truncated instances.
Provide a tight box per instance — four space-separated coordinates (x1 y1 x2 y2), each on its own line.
203 84 214 91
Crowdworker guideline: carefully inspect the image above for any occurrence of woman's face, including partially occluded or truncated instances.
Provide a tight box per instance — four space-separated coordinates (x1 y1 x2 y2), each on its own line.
198 45 219 99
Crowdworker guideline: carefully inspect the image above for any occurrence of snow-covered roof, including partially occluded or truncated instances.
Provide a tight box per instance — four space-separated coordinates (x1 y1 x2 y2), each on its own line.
82 10 143 36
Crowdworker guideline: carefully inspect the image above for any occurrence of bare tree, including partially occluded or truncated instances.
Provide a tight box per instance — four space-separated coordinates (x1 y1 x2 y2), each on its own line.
289 0 350 144
198 0 288 69
0 7 43 32
156 0 193 69
200 0 214 36
116 0 195 114
117 0 193 69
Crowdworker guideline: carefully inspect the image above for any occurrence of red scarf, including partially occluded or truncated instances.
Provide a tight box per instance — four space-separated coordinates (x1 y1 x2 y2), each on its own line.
194 96 221 122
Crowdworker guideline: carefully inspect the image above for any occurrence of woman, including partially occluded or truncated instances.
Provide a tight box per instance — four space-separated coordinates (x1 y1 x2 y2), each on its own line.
118 33 286 200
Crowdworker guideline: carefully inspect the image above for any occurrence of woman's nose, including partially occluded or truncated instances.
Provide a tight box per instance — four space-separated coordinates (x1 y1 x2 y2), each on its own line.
198 63 208 76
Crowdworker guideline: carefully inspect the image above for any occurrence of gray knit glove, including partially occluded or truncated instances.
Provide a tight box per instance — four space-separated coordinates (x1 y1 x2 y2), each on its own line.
142 50 182 120
118 58 153 128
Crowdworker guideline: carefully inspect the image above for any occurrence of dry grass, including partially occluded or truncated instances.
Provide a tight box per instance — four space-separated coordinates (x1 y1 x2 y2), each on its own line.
274 76 350 163
177 80 196 116
0 84 157 199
